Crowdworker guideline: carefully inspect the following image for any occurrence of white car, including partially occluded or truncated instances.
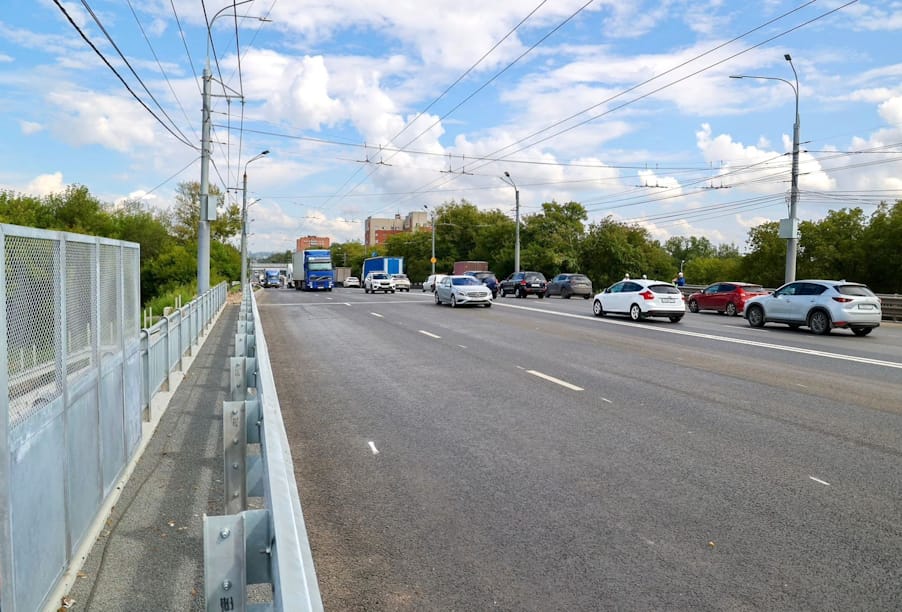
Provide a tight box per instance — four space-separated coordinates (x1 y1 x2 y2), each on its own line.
390 273 411 292
434 275 493 308
423 274 448 292
592 278 685 322
343 276 360 288
364 272 394 293
743 279 881 336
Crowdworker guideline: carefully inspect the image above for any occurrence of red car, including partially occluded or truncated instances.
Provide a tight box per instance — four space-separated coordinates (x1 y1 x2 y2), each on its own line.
687 282 769 316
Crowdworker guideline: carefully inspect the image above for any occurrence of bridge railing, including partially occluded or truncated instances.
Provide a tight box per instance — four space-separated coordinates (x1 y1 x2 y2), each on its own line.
0 221 228 612
203 287 323 611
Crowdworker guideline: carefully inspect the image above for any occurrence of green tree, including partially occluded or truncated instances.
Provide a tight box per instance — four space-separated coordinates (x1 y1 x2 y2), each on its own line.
578 217 669 288
520 201 587 276
862 200 902 293
170 182 238 242
739 222 785 287
331 241 368 277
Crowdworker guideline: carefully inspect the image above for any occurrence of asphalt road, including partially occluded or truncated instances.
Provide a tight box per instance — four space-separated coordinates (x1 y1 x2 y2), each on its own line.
257 286 902 611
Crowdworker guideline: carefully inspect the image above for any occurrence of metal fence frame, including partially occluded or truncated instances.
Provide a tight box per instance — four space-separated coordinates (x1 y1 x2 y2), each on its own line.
0 222 227 612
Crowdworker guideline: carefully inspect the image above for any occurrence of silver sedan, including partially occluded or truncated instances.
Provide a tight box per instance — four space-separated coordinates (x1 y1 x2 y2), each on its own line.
434 275 493 308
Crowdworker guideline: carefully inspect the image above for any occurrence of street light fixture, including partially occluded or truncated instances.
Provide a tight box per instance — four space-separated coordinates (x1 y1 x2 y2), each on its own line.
730 54 800 283
500 171 520 273
242 150 269 288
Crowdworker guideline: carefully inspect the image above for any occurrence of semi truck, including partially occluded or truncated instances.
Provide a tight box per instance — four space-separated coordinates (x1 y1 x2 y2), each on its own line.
262 269 281 288
361 256 404 280
292 249 334 291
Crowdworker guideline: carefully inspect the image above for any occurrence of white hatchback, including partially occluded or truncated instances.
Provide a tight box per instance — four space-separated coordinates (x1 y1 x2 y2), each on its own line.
592 279 685 322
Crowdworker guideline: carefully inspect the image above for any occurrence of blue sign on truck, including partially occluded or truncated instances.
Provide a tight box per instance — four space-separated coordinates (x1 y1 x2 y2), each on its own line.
292 249 334 291
361 256 404 280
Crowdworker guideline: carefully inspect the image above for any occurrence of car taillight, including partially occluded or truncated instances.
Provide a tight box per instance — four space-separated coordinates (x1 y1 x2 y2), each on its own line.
519 280 526 285
640 290 654 300
736 288 745 295
832 297 853 303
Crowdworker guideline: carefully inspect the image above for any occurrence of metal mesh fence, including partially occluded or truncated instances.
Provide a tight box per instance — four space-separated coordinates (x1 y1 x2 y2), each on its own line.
99 243 121 358
66 240 96 381
6 235 61 427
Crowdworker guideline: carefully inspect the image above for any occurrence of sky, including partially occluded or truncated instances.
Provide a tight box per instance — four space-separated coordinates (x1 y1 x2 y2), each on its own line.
2 0 901 255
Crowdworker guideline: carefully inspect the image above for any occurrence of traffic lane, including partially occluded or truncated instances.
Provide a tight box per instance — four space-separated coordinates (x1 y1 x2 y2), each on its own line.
494 297 902 381
260 296 902 610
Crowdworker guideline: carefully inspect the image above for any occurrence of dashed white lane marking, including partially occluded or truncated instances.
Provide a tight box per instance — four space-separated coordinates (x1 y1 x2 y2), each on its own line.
527 369 584 391
370 312 383 318
419 330 441 339
458 345 467 349
368 441 379 455
601 398 613 404
809 476 831 486
495 302 902 370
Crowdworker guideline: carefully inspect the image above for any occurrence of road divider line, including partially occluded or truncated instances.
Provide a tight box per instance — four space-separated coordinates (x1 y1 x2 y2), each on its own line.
601 398 613 404
527 369 584 391
419 330 441 339
370 312 383 318
809 475 830 486
495 302 902 370
368 441 379 455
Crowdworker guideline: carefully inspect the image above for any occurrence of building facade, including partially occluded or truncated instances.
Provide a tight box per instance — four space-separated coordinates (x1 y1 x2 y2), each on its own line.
296 235 331 251
364 211 431 247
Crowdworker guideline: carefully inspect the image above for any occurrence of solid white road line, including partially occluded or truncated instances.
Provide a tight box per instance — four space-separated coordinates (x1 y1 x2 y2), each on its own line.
809 476 831 486
368 441 379 455
495 302 902 370
419 330 441 339
527 369 584 391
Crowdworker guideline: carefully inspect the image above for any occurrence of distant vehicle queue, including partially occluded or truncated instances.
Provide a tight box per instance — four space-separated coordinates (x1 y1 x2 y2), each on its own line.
261 257 884 336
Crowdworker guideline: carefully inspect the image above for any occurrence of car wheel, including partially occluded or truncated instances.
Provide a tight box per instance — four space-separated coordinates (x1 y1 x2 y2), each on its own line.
538 292 544 299
451 295 458 308
485 302 492 308
688 299 699 313
746 305 765 328
517 287 525 298
434 292 441 305
562 290 571 299
851 327 872 336
808 310 831 335
583 294 590 299
725 302 738 317
592 300 605 317
629 304 642 321
669 315 683 323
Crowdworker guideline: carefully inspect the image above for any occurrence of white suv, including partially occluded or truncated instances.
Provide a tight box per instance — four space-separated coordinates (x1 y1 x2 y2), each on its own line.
364 272 394 294
743 280 881 336
390 274 411 292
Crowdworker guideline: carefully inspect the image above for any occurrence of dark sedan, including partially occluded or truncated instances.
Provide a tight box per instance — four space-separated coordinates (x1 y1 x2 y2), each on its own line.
546 273 593 299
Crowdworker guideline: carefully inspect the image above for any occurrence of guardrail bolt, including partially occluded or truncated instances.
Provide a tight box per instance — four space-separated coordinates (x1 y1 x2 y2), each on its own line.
232 462 239 469
220 528 231 539
222 579 232 591
233 491 240 498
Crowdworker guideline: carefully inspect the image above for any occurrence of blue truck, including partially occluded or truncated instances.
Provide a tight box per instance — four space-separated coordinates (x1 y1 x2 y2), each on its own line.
262 269 281 288
361 256 404 280
292 249 334 291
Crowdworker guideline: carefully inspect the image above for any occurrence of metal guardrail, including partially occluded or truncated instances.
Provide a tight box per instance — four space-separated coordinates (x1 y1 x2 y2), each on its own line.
204 287 323 612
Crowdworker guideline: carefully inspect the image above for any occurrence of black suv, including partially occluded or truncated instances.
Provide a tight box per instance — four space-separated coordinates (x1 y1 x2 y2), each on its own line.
499 271 547 298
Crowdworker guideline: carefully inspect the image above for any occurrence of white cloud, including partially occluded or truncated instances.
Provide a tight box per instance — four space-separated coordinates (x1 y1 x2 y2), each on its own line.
878 96 902 126
25 172 65 196
19 120 43 135
46 89 160 151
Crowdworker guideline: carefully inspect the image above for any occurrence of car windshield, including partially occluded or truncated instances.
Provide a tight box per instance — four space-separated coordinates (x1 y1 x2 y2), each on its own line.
524 273 545 281
472 272 494 280
452 277 481 286
371 273 388 279
569 275 590 283
836 284 875 297
392 274 408 279
650 284 681 294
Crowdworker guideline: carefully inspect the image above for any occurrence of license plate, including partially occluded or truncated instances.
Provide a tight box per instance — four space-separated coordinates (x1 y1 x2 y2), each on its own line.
661 297 676 303
530 283 540 287
859 304 876 310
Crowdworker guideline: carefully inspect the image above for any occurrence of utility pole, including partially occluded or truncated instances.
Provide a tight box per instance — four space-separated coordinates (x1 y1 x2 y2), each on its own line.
501 172 520 273
197 64 212 294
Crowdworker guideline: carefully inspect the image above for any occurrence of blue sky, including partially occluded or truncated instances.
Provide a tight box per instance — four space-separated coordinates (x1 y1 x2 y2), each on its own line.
2 1 901 253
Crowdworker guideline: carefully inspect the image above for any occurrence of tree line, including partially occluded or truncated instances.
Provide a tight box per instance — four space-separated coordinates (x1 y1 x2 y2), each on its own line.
3 185 900 309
